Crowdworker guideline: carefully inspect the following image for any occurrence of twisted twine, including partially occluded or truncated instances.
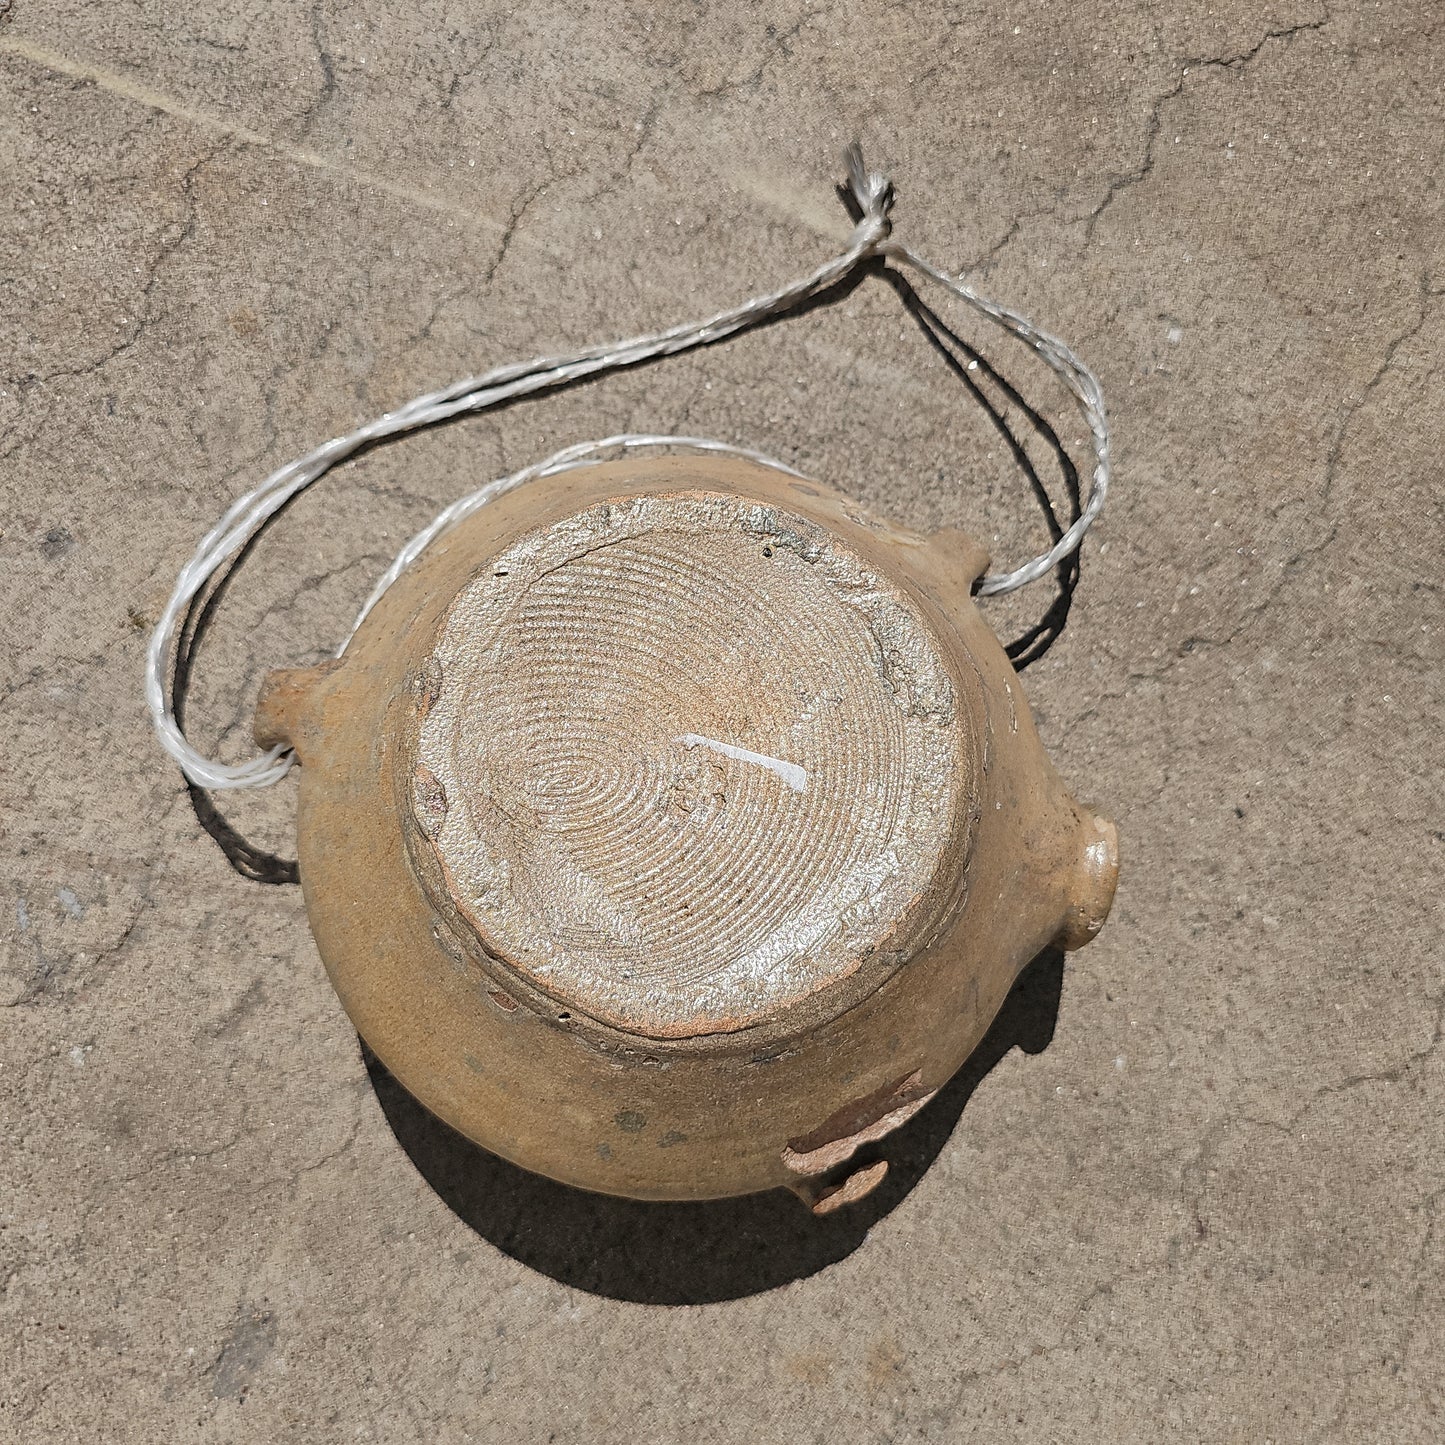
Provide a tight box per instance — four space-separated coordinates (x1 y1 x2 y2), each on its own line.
146 145 1111 790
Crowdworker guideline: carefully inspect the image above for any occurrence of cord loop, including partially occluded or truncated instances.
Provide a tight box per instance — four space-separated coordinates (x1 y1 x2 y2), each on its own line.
146 147 1111 790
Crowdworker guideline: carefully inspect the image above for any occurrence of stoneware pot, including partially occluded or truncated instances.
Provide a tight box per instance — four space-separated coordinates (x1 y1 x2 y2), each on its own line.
255 455 1118 1213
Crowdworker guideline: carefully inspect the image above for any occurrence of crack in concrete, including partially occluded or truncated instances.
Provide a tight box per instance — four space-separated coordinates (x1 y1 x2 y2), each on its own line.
483 174 553 286
1322 269 1438 503
1307 992 1445 1104
696 5 820 101
1083 8 1332 241
5 789 185 1008
439 25 500 111
308 2 337 129
0 36 513 233
6 139 227 394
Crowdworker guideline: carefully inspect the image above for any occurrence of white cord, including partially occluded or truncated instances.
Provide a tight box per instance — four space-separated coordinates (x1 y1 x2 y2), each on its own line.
146 145 1111 791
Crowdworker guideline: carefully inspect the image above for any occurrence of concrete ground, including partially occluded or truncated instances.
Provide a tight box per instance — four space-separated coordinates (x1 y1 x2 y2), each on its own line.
3 1 1442 1439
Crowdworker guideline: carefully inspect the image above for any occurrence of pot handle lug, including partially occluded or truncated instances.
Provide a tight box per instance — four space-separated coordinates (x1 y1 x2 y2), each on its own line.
912 524 991 592
1057 813 1120 951
253 659 344 761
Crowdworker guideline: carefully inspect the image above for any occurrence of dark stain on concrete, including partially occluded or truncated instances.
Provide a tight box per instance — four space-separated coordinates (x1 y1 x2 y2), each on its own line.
210 1308 277 1402
40 527 74 560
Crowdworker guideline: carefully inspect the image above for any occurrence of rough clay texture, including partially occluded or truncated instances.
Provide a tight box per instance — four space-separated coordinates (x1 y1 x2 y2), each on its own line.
417 492 968 1039
0 3 1440 1441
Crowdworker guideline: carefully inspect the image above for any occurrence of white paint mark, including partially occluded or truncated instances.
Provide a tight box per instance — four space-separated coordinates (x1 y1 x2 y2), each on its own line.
676 734 807 793
68 1046 86 1068
58 887 84 919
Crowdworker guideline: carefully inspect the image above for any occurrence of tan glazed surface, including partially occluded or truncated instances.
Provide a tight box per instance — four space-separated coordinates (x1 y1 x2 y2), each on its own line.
255 456 1118 1207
